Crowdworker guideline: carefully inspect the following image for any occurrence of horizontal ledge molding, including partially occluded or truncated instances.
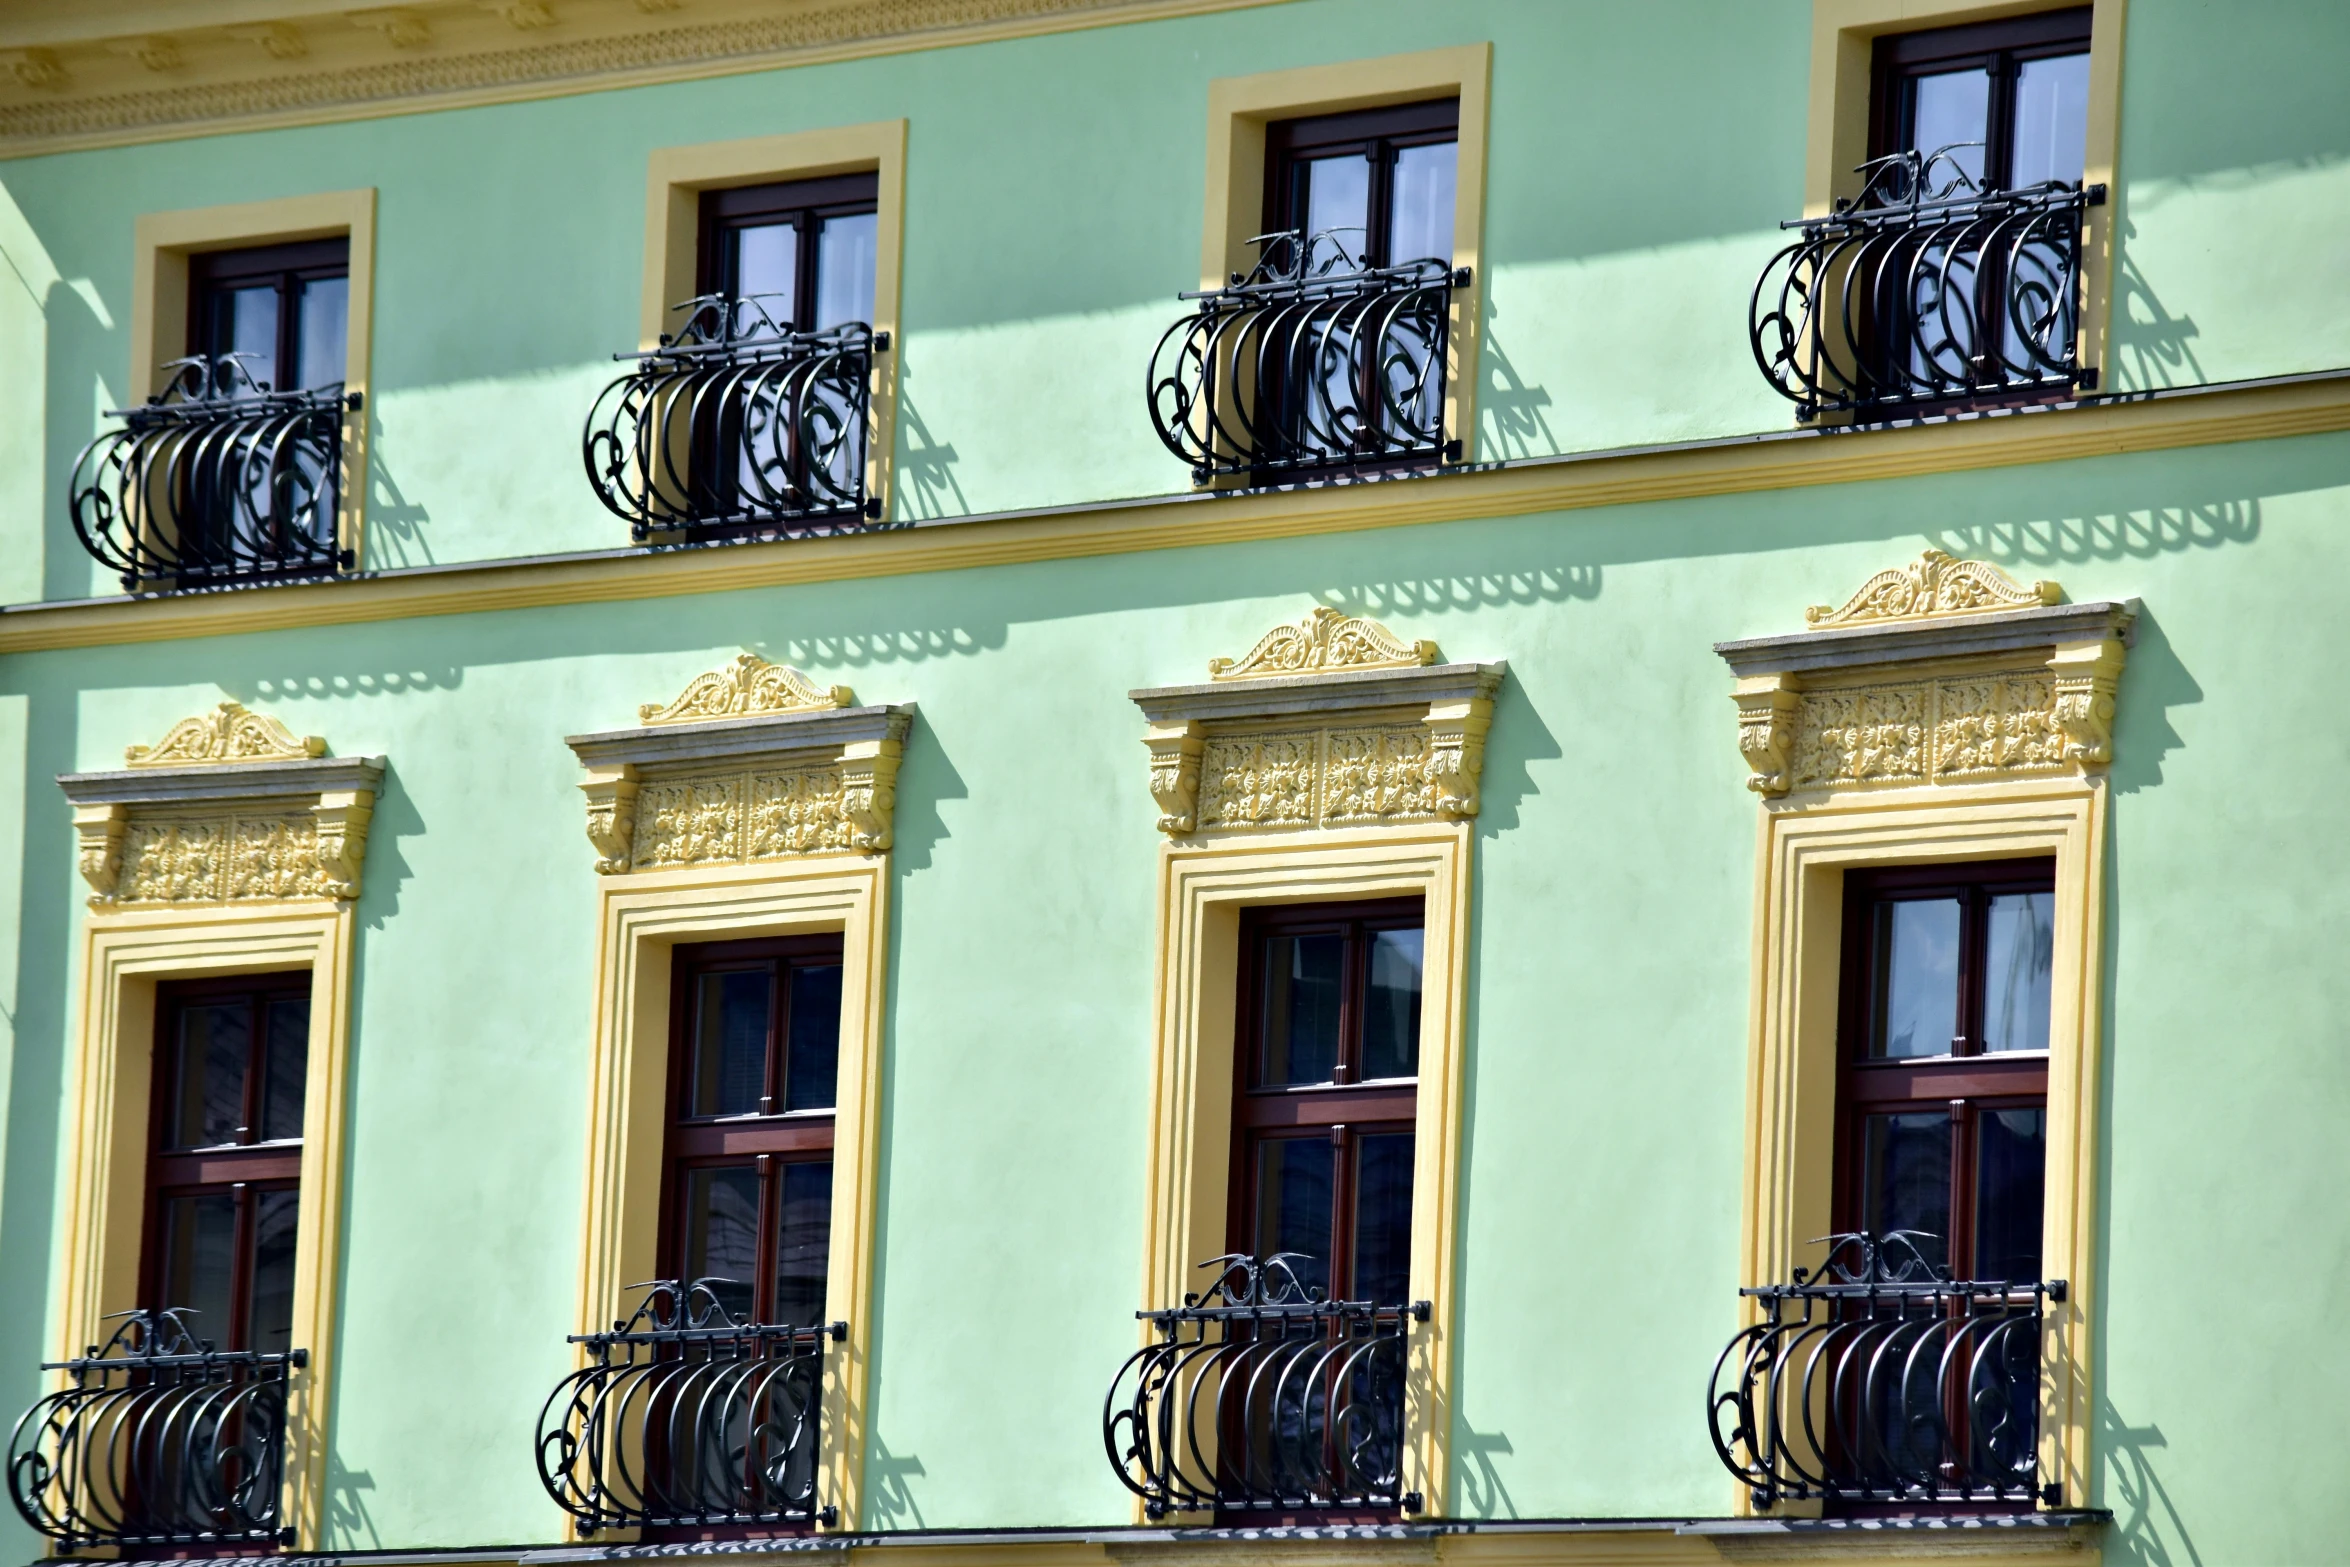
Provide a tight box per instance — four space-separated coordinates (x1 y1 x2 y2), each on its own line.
1716 599 2139 676
5 369 2348 656
566 703 912 770
57 754 386 806
1132 661 1506 724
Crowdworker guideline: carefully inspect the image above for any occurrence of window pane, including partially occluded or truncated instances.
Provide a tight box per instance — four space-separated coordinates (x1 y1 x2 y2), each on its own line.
249 1190 300 1350
691 970 772 1117
1387 141 1457 264
173 1002 250 1148
210 284 280 385
729 222 798 332
1904 67 1990 186
1860 1111 1952 1274
1869 897 1961 1059
784 963 843 1113
1258 933 1343 1085
1252 1137 1334 1298
1974 1109 2045 1283
1360 928 1423 1080
1350 1132 1414 1304
156 1193 238 1344
816 212 877 329
296 276 348 388
2011 52 2091 187
771 1160 833 1327
1301 153 1371 267
261 997 310 1142
680 1165 763 1321
1983 891 2055 1053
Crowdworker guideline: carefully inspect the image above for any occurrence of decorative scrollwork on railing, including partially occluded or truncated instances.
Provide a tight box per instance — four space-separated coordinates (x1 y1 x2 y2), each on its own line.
68 354 350 591
1148 231 1461 484
6 1309 304 1550
583 295 878 541
1103 1253 1429 1519
1750 147 2103 421
535 1278 844 1534
1707 1233 2064 1511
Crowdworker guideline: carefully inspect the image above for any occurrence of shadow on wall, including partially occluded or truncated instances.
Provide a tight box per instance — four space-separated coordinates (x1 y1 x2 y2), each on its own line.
324 1455 382 1552
882 717 965 879
1452 1421 1519 1520
363 426 436 571
895 362 967 523
1926 500 2256 569
1478 315 1558 463
1310 566 1601 627
2100 1400 2205 1567
2106 219 2206 394
862 1436 928 1531
2102 608 2199 799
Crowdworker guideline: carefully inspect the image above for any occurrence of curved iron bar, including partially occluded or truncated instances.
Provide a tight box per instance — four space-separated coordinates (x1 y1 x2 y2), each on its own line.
1749 146 2103 422
6 1308 305 1550
535 1278 845 1534
68 354 349 592
1103 1253 1429 1519
583 294 878 541
1706 1232 2064 1511
1147 229 1461 484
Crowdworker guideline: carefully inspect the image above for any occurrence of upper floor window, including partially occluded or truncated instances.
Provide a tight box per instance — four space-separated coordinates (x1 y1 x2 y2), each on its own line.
700 176 878 340
192 239 350 396
1266 100 1457 276
1872 9 2091 194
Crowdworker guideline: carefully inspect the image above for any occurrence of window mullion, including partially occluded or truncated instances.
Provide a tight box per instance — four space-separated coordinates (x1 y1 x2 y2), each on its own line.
229 1181 255 1352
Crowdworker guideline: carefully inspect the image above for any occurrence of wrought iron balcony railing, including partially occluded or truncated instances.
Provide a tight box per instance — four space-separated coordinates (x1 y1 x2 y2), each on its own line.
584 295 879 541
1103 1253 1427 1519
69 355 351 591
1707 1233 2061 1511
1148 231 1461 485
536 1278 843 1535
1750 147 2103 421
7 1309 302 1551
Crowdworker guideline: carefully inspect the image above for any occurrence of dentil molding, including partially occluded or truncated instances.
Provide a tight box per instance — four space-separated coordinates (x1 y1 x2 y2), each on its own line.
59 701 385 905
1716 553 2137 798
567 653 910 872
1132 609 1505 837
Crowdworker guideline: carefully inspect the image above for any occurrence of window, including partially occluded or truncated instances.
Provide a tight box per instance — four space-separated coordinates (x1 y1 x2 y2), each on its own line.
1871 9 2092 194
1232 900 1423 1305
662 936 843 1327
698 176 879 340
1265 100 1458 275
145 975 311 1352
1836 859 2055 1284
190 239 351 395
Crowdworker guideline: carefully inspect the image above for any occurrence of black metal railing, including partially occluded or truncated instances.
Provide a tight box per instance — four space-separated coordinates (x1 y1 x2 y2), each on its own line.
584 295 878 541
1148 230 1460 484
1750 147 2102 421
1103 1253 1426 1519
1707 1233 2060 1511
69 354 350 591
535 1278 842 1534
6 1309 302 1550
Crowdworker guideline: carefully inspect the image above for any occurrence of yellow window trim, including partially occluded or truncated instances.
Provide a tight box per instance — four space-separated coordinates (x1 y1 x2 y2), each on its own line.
1805 0 2129 386
129 188 378 576
574 856 890 1534
59 901 360 1551
1140 824 1473 1519
641 122 908 523
1200 44 1493 469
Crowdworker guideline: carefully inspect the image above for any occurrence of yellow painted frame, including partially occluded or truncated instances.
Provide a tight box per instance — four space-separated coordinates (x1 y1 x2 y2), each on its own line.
641 123 908 523
1806 0 2129 384
58 901 360 1550
1738 777 2108 1515
129 189 378 574
1200 44 1493 469
574 856 890 1533
1140 824 1473 1518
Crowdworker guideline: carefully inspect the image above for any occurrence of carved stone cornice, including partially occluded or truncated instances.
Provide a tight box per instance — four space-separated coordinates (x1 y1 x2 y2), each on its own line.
1716 555 2136 799
636 651 851 725
568 662 909 871
1207 606 1438 680
59 708 384 906
0 0 1275 155
1133 611 1504 838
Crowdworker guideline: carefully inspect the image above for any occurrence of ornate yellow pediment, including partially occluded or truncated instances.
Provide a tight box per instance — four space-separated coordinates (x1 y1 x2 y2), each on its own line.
125 701 325 767
1805 549 2060 628
638 653 852 725
1207 607 1438 680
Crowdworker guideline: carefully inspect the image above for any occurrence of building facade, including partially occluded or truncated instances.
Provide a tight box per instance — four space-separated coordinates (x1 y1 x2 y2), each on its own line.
0 2 2343 1564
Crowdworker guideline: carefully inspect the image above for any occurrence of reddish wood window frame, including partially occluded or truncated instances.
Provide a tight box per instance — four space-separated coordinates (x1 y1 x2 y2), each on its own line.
1833 859 2054 1284
1262 99 1459 272
1868 8 2095 188
695 174 880 332
187 238 351 390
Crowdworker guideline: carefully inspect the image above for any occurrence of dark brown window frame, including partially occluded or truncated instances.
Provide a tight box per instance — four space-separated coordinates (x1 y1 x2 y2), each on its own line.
1833 858 2054 1282
696 173 881 333
188 238 351 392
141 972 311 1355
1263 98 1459 271
1868 7 2094 188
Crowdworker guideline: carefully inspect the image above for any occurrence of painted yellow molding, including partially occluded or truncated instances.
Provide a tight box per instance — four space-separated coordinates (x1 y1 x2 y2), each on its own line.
129 189 378 573
124 699 324 765
1200 45 1492 468
3 368 2344 655
1805 549 2061 627
1806 0 2128 387
637 652 853 724
574 857 890 1532
641 122 908 521
57 902 360 1551
1139 826 1474 1519
1209 606 1438 678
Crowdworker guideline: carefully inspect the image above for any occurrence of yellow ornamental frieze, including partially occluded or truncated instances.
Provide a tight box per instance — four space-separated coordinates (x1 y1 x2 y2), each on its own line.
115 813 344 905
1324 728 1437 824
1200 732 1320 830
1196 724 1443 833
627 765 867 870
1791 675 2068 791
